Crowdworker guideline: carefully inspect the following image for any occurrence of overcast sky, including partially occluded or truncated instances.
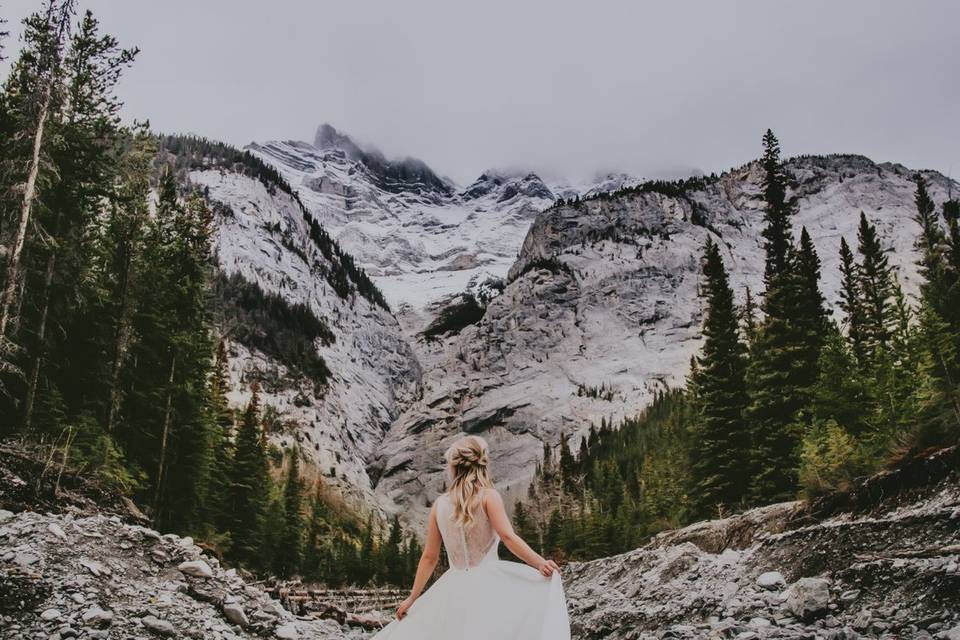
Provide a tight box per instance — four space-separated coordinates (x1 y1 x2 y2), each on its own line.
3 1 959 184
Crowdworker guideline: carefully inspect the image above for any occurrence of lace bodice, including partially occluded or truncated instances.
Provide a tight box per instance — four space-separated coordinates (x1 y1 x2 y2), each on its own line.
435 492 499 570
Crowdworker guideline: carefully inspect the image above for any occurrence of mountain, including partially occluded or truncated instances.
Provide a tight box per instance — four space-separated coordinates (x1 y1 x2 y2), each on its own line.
312 123 454 198
179 132 957 532
161 138 422 514
246 124 629 320
367 154 959 529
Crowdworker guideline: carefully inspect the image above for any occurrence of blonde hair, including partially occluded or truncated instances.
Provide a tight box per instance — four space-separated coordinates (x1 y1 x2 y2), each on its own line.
444 435 494 529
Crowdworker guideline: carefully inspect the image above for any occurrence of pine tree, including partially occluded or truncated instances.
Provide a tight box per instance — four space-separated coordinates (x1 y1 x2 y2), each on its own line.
227 389 270 565
204 341 234 532
758 130 794 282
741 286 758 346
689 237 749 517
838 237 866 362
794 227 828 391
358 519 376 585
100 128 155 437
402 537 422 587
745 130 815 504
871 280 921 438
910 175 960 445
876 279 920 432
912 305 960 445
0 1 76 375
19 10 137 431
856 213 895 361
275 447 304 578
129 178 216 531
383 515 404 585
559 432 577 493
260 492 285 576
946 207 960 276
301 485 329 582
913 175 950 316
807 325 872 437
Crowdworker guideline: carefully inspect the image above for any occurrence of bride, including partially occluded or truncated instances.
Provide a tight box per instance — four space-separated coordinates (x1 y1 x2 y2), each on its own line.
372 435 570 639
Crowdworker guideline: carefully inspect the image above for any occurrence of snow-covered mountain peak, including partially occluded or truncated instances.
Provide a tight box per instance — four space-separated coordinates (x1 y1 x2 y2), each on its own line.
246 126 634 313
309 123 453 198
181 131 958 537
313 122 361 155
460 168 554 202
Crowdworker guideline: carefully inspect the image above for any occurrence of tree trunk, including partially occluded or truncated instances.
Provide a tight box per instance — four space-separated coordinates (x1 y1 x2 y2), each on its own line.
106 247 136 434
152 352 177 517
22 246 57 430
0 0 74 361
0 85 52 349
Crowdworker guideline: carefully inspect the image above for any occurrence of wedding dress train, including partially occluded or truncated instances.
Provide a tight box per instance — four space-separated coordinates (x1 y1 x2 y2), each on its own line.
372 493 570 640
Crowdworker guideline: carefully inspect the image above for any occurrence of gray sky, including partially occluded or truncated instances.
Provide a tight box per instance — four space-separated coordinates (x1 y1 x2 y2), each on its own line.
3 0 959 184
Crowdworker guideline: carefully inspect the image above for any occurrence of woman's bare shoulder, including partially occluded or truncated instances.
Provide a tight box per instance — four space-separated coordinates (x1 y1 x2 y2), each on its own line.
481 486 503 505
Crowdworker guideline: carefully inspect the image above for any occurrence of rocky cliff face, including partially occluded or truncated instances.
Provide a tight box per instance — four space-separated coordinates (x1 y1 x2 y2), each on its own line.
369 155 959 528
166 130 629 519
188 166 421 512
248 124 632 317
562 446 960 639
178 140 958 534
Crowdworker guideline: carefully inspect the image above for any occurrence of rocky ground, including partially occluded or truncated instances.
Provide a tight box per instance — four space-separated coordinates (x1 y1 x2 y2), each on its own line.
0 445 365 640
3 443 959 640
563 446 960 639
0 508 368 640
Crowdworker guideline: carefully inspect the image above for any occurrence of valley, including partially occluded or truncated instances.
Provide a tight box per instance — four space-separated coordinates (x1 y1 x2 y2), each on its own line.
208 130 957 530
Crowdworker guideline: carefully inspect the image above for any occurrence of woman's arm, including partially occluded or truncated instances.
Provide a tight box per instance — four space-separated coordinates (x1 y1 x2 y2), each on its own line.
484 489 560 578
396 503 442 620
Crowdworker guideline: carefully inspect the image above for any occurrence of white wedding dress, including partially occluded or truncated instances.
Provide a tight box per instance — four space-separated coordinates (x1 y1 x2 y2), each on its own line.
372 492 570 640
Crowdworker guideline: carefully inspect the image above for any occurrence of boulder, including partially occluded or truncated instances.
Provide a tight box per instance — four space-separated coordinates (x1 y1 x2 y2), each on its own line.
276 622 299 639
79 558 106 576
39 608 61 621
47 523 67 541
81 606 114 627
784 577 831 620
222 602 249 627
141 615 176 637
177 559 214 578
943 623 960 640
756 571 786 591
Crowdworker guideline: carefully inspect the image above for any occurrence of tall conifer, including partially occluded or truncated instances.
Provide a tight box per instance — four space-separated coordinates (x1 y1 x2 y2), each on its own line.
227 389 270 565
689 238 749 516
275 447 304 577
745 130 814 504
856 213 895 361
838 237 866 362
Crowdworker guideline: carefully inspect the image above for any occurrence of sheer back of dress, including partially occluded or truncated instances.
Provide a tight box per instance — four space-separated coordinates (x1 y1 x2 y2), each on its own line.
435 491 499 570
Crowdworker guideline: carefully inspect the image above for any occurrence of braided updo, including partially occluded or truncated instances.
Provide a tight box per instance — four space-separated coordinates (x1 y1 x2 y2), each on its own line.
444 435 494 529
